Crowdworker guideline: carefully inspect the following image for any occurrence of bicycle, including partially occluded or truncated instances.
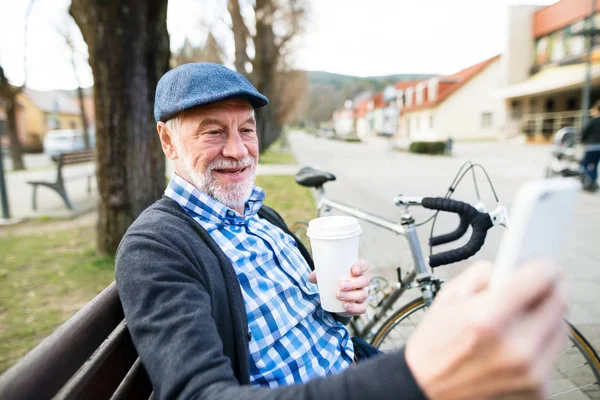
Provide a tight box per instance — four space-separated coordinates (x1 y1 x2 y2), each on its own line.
291 164 600 400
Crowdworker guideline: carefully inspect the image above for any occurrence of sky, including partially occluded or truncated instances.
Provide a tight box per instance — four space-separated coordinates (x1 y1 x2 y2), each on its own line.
0 0 558 90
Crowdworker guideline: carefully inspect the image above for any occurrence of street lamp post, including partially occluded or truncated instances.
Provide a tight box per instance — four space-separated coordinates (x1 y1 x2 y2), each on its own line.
0 121 11 220
581 0 598 128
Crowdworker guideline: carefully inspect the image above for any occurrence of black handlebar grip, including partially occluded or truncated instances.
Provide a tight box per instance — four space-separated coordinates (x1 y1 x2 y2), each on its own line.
428 213 493 267
429 214 470 246
421 197 494 268
422 197 479 218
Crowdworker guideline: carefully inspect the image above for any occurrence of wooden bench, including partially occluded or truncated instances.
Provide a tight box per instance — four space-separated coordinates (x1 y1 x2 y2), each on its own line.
27 149 95 211
0 283 154 400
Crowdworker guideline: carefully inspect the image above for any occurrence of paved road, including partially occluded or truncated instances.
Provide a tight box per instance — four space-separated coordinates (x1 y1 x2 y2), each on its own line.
288 130 600 353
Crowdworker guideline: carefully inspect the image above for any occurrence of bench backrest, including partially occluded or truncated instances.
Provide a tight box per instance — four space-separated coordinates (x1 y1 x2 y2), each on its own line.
0 283 153 400
59 149 95 166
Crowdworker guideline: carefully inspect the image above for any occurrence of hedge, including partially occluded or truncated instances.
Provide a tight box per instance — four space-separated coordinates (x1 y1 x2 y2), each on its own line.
409 141 446 155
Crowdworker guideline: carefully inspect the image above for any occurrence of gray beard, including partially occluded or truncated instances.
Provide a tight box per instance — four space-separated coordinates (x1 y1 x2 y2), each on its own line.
175 141 256 210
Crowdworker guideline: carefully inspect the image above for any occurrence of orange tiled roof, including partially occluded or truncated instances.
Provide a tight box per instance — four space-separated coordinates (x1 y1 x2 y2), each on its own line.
533 0 589 38
372 92 385 109
394 80 421 91
402 55 500 113
354 99 369 118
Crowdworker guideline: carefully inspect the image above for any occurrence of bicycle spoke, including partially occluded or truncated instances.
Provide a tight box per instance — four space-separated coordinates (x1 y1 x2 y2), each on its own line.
554 344 576 360
550 362 589 379
545 383 598 399
406 315 418 328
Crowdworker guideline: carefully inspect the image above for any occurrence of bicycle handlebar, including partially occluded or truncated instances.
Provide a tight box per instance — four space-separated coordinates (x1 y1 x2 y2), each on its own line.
428 213 470 246
421 197 494 267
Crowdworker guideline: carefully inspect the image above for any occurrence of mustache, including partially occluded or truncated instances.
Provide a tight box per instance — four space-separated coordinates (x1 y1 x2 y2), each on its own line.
207 156 255 171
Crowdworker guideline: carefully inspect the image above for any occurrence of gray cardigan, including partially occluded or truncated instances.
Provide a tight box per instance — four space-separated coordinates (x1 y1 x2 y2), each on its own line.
115 196 426 400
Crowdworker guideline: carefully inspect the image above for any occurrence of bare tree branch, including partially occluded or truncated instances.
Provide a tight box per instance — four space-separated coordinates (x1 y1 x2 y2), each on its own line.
227 0 251 75
275 1 304 51
18 0 36 94
54 20 92 149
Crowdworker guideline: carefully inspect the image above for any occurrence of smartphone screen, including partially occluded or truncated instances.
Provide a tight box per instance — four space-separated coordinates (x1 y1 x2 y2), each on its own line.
491 178 581 288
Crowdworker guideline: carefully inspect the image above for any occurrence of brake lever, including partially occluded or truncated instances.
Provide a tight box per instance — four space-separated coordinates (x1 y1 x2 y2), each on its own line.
488 204 509 228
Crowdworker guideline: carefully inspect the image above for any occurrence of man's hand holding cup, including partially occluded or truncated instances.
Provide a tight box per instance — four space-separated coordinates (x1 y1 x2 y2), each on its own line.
308 259 371 316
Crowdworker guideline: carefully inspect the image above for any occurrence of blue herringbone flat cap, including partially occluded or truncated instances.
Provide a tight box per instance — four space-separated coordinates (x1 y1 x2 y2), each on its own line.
154 63 269 122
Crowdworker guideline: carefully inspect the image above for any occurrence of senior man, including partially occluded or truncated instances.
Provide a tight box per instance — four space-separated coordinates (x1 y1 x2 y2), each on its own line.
116 63 567 400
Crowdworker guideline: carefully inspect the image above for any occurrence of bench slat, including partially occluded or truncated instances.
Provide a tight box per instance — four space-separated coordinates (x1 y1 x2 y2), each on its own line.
110 357 153 400
60 150 95 166
57 321 138 400
62 156 94 165
0 282 124 400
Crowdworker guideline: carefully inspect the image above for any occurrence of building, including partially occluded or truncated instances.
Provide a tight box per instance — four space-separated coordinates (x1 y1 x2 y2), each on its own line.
498 0 600 142
396 55 505 144
332 105 355 138
365 93 385 136
0 88 94 148
354 98 370 139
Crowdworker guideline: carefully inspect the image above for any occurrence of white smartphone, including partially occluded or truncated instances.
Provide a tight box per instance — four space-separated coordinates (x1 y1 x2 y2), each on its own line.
490 178 581 288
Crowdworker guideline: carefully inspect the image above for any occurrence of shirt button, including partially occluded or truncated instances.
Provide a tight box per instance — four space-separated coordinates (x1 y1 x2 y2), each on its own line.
226 210 234 216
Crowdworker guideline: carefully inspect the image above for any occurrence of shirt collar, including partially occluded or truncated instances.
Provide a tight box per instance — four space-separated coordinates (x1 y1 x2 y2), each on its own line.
165 172 265 226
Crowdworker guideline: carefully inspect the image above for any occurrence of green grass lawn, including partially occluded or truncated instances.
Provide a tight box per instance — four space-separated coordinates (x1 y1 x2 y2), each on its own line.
0 227 115 372
255 175 315 224
258 136 297 165
0 175 315 373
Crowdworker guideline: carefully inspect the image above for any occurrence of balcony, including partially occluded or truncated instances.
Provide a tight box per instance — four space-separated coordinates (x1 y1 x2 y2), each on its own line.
520 110 590 140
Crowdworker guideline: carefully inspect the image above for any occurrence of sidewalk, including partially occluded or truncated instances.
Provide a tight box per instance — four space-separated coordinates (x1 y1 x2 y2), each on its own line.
2 162 97 222
256 163 299 176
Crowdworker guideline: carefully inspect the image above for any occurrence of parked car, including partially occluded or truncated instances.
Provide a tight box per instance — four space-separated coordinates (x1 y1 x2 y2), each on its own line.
317 128 335 139
43 129 95 158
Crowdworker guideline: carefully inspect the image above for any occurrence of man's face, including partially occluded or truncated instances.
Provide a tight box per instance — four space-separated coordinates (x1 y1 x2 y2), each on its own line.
160 98 259 209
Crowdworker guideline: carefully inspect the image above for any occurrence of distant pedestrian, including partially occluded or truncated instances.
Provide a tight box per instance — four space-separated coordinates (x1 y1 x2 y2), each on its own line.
580 99 600 192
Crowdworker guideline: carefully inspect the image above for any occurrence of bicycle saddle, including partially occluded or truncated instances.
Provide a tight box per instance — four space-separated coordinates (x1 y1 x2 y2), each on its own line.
295 166 336 188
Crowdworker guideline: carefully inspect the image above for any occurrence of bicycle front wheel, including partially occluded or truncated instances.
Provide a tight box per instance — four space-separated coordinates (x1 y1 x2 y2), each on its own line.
370 298 600 399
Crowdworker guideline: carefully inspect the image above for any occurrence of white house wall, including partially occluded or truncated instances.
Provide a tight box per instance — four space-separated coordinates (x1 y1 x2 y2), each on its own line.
356 118 368 138
366 109 384 135
402 110 438 142
435 59 506 140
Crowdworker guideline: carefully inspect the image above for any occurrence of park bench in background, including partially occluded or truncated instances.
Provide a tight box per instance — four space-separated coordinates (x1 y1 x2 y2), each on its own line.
0 282 154 400
27 149 95 211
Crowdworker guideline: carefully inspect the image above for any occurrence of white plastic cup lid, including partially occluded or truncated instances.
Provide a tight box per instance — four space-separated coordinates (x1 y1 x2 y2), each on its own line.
306 216 362 240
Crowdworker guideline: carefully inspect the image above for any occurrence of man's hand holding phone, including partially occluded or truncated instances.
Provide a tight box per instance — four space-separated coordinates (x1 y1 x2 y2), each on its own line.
405 260 567 400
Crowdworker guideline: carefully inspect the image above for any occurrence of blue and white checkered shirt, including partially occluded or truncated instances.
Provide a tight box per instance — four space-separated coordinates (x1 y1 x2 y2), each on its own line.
165 174 354 387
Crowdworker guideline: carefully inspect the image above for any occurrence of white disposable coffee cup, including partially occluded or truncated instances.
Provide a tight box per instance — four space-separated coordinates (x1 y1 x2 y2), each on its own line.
306 216 362 313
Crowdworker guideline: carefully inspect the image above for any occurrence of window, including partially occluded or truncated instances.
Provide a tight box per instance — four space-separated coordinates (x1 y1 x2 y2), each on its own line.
510 100 522 120
47 114 60 130
481 112 493 128
429 115 434 129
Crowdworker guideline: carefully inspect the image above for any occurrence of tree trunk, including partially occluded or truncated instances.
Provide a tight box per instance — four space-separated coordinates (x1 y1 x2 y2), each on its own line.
6 97 25 171
253 0 282 152
70 0 170 255
228 0 250 74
